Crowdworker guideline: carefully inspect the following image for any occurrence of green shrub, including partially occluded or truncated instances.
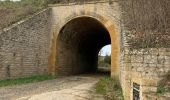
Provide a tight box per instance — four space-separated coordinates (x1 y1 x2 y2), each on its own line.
104 55 111 64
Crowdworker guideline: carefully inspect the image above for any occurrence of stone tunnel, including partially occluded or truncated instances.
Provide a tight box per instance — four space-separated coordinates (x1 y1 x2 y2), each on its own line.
48 2 120 77
56 17 111 75
0 1 169 100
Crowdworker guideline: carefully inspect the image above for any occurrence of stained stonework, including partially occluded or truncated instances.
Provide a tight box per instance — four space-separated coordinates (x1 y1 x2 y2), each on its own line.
0 1 121 79
48 1 121 77
0 9 52 79
120 47 170 100
0 1 169 100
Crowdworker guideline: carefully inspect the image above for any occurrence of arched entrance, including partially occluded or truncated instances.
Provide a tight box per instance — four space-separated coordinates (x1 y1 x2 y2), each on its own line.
56 17 111 75
48 16 119 77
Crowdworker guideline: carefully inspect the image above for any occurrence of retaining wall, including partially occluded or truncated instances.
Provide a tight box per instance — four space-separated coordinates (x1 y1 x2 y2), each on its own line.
0 9 52 80
120 47 170 100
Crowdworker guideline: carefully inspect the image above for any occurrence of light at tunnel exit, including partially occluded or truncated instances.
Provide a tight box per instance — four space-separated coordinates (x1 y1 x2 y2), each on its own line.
99 45 111 56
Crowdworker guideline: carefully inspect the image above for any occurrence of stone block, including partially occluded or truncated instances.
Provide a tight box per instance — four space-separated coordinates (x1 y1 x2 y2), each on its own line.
131 55 143 63
142 86 157 93
144 55 157 64
149 48 159 55
142 78 158 86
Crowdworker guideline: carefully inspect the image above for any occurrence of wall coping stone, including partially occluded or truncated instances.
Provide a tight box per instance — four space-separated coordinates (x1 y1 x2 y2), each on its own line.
48 0 121 7
0 8 50 34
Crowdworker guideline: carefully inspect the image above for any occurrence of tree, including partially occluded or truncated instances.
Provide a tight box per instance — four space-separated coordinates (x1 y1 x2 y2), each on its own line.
98 49 103 57
104 53 111 64
120 0 170 48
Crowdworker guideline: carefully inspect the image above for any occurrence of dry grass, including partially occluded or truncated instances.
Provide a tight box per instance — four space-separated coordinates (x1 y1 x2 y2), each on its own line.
0 7 32 30
0 0 48 30
119 0 170 48
0 0 105 30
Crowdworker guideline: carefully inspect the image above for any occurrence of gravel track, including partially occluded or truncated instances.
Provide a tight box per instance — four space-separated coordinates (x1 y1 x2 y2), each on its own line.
0 74 105 100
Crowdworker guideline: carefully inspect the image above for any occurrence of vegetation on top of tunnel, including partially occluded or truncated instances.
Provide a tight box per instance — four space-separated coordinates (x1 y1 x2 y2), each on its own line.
0 75 56 87
95 77 124 100
1 0 169 48
120 0 170 48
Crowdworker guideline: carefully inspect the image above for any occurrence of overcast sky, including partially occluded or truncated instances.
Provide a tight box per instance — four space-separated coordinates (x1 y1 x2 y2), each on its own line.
100 45 111 56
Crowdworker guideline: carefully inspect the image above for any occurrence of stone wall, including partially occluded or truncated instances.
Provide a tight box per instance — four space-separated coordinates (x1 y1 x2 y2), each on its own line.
0 8 52 80
0 1 121 79
120 47 170 100
0 2 168 99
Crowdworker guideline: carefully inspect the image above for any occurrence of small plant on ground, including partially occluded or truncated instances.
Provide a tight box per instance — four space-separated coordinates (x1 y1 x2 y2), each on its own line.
96 77 124 100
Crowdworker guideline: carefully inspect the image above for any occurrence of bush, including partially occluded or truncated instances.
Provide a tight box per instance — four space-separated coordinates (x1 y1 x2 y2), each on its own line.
104 55 111 64
120 0 170 48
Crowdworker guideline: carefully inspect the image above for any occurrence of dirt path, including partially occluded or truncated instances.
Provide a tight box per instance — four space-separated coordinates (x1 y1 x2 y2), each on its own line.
0 74 105 100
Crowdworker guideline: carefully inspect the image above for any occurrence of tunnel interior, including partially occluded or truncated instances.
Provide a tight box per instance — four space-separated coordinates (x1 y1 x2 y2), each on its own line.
56 17 111 75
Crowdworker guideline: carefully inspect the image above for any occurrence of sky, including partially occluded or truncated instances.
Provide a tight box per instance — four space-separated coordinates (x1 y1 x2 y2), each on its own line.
100 45 111 56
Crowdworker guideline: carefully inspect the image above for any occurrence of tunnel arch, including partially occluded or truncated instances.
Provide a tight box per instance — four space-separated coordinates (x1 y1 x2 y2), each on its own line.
48 14 119 77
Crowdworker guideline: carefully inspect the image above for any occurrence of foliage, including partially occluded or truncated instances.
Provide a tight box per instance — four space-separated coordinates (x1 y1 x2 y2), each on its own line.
98 55 111 69
96 77 124 100
128 32 170 49
104 54 111 64
157 71 170 95
0 75 56 87
120 0 170 48
157 86 170 95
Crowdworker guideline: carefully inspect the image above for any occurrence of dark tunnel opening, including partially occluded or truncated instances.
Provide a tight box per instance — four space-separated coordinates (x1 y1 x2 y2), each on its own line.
56 17 111 75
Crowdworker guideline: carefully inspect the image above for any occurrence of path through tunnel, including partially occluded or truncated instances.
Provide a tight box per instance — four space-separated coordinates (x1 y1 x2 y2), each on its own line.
56 17 111 75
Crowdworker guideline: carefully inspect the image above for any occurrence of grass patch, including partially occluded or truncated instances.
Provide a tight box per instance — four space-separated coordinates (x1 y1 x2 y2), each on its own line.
0 75 56 87
96 77 124 100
